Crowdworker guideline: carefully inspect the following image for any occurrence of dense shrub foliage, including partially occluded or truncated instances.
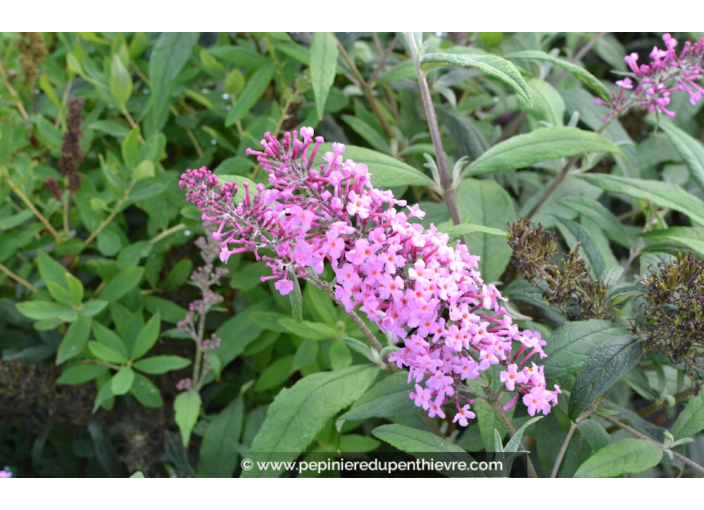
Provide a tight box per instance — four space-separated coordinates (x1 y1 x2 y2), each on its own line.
1 31 704 478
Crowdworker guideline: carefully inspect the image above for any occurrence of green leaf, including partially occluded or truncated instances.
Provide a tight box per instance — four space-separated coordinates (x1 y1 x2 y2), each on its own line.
80 300 108 317
198 396 244 478
436 108 489 162
372 423 469 455
212 299 271 366
174 390 202 447
89 120 130 138
208 46 269 68
316 143 434 189
111 366 135 395
97 230 122 257
278 318 339 340
148 32 200 133
658 120 704 191
341 371 418 420
92 321 129 359
569 335 643 420
254 355 294 392
130 372 164 408
340 434 381 453
133 355 191 374
243 365 379 477
303 284 338 326
341 336 377 363
132 160 155 181
109 54 133 105
130 312 161 360
93 380 114 413
99 267 144 302
38 251 83 306
0 209 33 230
580 174 704 227
56 316 93 364
507 50 611 101
525 78 565 126
421 52 531 106
16 301 77 322
310 32 339 121
504 416 543 453
544 320 630 379
329 339 352 370
121 127 141 169
463 127 622 177
88 341 128 364
437 223 507 241
57 364 109 385
557 195 633 248
376 60 416 85
225 63 276 127
574 438 662 477
577 420 612 452
640 227 704 258
342 115 390 154
456 179 516 283
292 339 320 372
672 393 704 440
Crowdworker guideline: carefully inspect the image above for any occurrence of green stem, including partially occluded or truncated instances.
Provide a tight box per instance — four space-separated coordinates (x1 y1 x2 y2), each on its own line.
150 223 186 245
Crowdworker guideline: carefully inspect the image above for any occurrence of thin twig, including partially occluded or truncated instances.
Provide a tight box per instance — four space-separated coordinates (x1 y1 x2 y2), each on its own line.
2 172 63 242
334 35 396 140
150 223 186 245
0 262 37 293
636 388 695 420
551 421 577 478
369 35 399 85
526 117 614 220
0 62 30 121
597 412 704 476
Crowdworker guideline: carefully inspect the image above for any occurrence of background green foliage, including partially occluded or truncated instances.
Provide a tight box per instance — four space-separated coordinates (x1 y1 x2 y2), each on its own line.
1 32 704 478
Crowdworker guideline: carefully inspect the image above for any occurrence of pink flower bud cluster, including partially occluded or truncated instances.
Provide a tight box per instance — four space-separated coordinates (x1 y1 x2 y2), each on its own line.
179 128 560 422
597 33 704 120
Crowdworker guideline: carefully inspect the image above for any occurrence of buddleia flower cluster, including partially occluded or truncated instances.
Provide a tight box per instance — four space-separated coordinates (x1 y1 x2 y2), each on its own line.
596 33 704 120
179 128 560 423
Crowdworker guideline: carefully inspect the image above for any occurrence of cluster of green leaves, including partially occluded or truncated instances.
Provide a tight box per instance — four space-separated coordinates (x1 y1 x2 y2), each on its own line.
2 31 704 478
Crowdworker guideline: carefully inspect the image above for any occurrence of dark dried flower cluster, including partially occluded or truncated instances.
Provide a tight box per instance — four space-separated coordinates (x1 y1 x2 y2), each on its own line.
507 218 611 320
0 359 93 430
17 32 46 91
46 98 85 199
59 98 85 191
640 252 704 394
